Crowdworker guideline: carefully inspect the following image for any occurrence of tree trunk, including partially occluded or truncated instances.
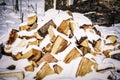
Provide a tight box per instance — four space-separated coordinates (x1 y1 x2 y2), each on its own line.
15 0 19 11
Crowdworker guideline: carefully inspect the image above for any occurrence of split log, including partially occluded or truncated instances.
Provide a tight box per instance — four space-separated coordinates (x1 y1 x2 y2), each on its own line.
64 47 81 63
13 52 22 60
106 35 118 43
38 20 56 37
76 57 98 77
34 32 43 39
48 25 56 43
57 20 70 36
28 39 40 46
37 53 58 66
28 22 38 31
51 36 68 54
81 24 93 31
6 29 19 45
53 64 63 74
28 49 42 62
28 14 37 26
35 63 55 80
78 37 89 48
19 22 30 31
22 49 42 60
42 43 52 53
103 49 113 58
94 39 102 52
25 64 34 72
0 71 24 80
79 46 91 55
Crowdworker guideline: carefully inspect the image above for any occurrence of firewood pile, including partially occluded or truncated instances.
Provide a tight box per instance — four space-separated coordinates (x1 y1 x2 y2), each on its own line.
2 9 120 80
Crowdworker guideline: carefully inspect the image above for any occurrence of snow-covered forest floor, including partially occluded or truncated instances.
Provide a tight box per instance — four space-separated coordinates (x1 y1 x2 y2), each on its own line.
0 0 120 80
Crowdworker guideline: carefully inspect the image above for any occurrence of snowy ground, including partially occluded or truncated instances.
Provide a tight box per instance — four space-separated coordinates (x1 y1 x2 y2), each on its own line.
0 0 120 80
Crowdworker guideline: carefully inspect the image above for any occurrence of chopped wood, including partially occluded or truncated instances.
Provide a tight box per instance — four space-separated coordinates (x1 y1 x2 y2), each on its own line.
79 46 91 55
13 52 22 60
28 14 37 26
20 36 36 40
0 71 24 80
42 43 52 53
37 53 58 65
22 49 34 59
25 65 34 72
94 39 102 52
28 49 42 62
48 25 56 43
76 57 98 77
106 35 118 43
6 29 18 45
36 63 55 80
103 49 113 58
64 47 81 63
38 20 56 37
22 49 42 60
69 20 75 33
57 20 70 36
51 36 68 54
29 60 38 67
28 22 38 31
53 64 63 74
19 24 30 31
79 37 89 47
34 32 43 39
28 39 40 46
81 24 93 31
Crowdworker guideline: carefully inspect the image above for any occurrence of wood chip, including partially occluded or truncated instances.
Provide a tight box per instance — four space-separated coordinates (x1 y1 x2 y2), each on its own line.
64 47 81 63
36 63 55 80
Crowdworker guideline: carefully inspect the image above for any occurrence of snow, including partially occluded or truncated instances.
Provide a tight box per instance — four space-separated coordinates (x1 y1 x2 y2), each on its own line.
0 1 120 80
52 10 72 27
72 13 92 27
